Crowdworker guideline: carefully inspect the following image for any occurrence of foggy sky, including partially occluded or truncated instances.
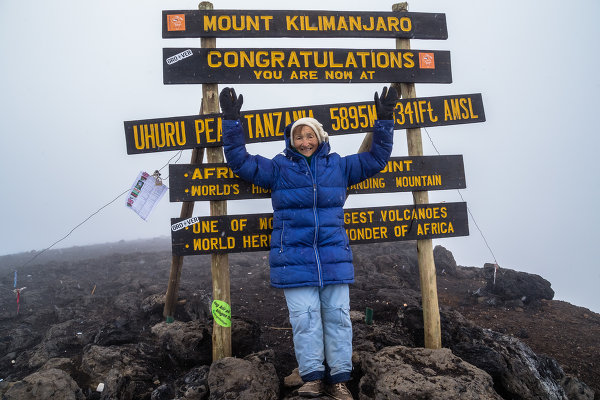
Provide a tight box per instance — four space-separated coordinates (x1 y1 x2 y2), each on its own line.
1 0 599 312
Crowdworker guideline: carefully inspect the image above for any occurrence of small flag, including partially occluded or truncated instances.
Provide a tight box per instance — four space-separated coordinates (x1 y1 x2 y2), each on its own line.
14 271 17 288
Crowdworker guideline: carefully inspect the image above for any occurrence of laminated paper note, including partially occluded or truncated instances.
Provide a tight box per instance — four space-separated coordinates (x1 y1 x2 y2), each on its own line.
126 171 167 220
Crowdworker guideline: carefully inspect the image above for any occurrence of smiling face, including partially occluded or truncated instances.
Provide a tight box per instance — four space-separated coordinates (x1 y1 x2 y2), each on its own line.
292 125 319 157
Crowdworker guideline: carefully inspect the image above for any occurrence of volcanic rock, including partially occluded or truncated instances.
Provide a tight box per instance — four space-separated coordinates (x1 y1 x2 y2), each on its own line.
1 368 85 400
207 350 279 400
483 263 555 304
359 346 503 399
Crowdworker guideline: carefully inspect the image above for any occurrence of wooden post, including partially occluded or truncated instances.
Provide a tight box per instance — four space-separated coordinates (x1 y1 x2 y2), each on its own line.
393 2 441 349
163 1 231 360
198 1 232 361
163 146 204 321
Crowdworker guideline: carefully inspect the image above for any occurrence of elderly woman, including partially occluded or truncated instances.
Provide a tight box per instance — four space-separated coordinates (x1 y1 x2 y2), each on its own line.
220 86 397 399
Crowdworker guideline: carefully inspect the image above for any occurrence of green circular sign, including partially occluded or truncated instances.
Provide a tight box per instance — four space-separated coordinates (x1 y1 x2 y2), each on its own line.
211 300 232 328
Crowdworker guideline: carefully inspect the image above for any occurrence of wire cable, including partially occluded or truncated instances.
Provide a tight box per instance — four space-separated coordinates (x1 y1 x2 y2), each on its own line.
19 188 130 268
423 127 499 266
14 150 185 269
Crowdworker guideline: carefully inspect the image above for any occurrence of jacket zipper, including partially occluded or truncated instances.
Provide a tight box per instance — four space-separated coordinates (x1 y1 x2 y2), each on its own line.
304 157 323 287
280 221 285 253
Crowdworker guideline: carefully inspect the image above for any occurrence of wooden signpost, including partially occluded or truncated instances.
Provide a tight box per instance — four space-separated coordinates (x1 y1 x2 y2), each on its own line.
394 2 441 349
124 93 485 154
124 1 487 360
162 10 448 39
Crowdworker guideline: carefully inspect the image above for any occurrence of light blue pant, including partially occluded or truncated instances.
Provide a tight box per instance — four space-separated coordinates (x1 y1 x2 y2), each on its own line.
283 284 352 384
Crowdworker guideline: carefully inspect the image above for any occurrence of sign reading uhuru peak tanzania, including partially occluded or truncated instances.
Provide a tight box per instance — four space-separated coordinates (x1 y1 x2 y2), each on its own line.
124 93 483 154
163 48 451 84
162 10 447 39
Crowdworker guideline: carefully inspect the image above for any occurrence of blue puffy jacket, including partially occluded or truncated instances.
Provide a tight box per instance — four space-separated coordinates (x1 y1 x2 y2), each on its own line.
222 119 394 288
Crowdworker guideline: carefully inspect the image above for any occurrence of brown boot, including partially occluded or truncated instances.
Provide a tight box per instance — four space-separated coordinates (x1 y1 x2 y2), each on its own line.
298 379 324 398
325 382 353 400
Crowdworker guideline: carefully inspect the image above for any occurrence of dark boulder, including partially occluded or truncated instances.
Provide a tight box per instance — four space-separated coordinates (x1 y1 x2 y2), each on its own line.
359 346 503 399
433 245 459 276
151 320 212 366
483 264 554 304
207 350 279 400
0 368 85 400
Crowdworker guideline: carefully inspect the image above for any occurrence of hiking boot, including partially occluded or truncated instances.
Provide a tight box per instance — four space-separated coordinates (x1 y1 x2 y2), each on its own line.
298 379 324 398
325 382 353 400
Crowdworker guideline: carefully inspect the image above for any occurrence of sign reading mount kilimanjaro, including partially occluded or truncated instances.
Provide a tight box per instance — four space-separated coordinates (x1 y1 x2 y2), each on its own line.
162 10 448 39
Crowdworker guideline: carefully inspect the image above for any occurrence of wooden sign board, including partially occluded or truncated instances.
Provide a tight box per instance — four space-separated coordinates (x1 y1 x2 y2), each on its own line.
346 155 466 194
162 10 447 39
169 155 465 202
163 48 452 84
124 93 483 154
171 202 468 255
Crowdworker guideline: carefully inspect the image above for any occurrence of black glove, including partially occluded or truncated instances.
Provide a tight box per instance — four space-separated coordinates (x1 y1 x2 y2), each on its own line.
219 87 244 120
374 86 399 120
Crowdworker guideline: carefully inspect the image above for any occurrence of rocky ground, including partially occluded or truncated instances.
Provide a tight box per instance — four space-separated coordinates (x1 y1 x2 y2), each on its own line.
0 239 598 399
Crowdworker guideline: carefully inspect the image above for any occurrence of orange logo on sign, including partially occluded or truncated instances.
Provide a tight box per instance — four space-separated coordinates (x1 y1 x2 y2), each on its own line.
419 53 435 69
167 14 186 31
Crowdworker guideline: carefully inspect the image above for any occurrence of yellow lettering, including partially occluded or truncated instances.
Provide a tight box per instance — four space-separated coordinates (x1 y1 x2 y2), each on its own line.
451 98 461 120
286 15 299 31
288 51 300 68
322 16 335 30
243 234 270 248
376 52 389 68
240 51 254 67
427 101 438 122
246 15 259 31
389 52 402 68
144 125 156 149
256 51 269 68
400 17 412 32
327 52 342 68
403 52 414 68
349 16 361 31
394 225 409 237
207 51 221 67
133 125 145 150
224 52 238 67
218 16 231 31
362 17 374 31
468 97 479 119
460 98 470 119
387 17 400 32
444 100 453 121
271 51 285 68
231 16 245 31
259 217 274 230
204 15 217 31
262 16 273 30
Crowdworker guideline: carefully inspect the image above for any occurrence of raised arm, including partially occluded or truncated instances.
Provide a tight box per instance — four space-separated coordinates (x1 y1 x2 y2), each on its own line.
219 88 277 189
343 86 398 186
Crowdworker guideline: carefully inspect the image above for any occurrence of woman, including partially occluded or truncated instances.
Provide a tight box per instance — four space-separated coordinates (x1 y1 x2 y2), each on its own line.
220 86 397 399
